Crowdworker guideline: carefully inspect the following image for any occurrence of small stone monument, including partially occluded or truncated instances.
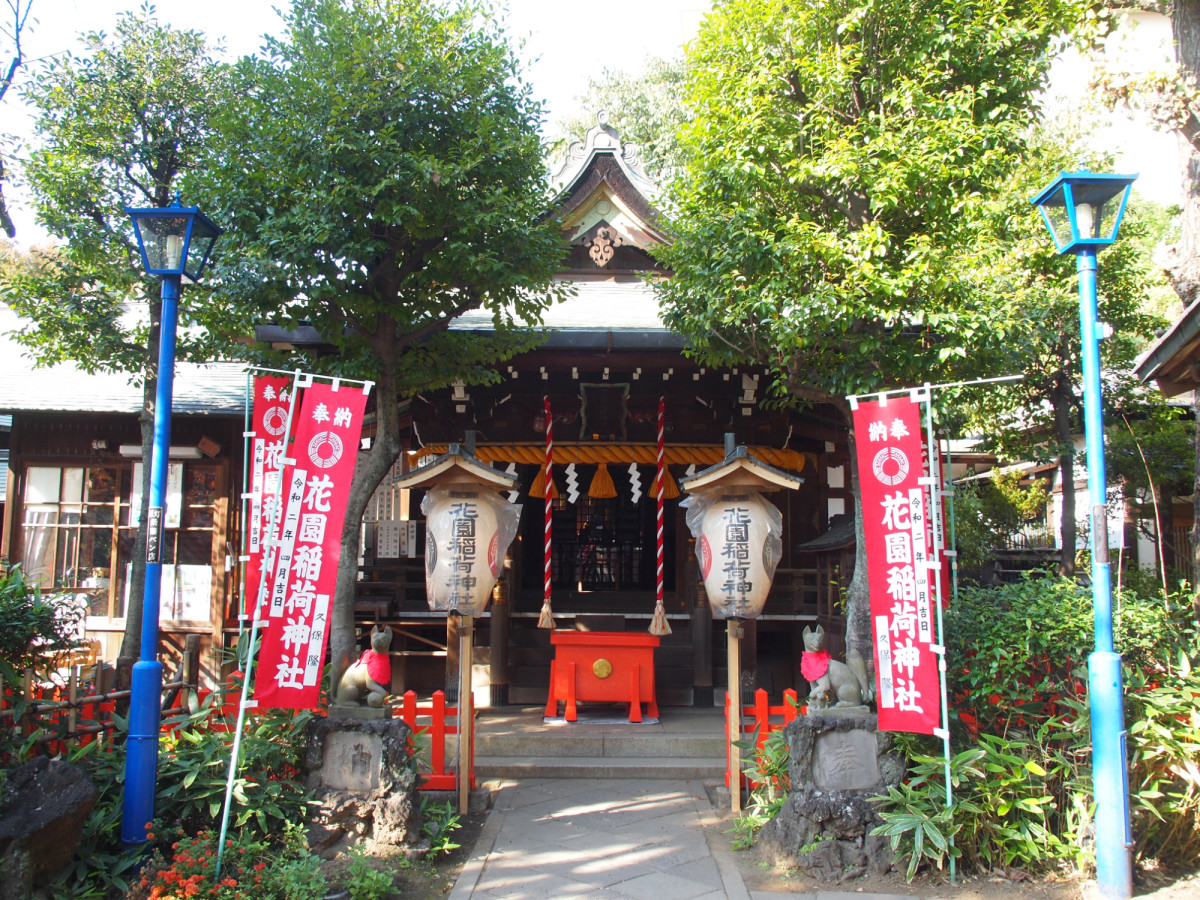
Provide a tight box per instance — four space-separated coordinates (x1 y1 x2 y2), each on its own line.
304 715 422 856
757 711 904 882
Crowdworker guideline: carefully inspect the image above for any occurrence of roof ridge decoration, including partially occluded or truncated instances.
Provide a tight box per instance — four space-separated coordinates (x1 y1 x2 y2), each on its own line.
551 111 660 202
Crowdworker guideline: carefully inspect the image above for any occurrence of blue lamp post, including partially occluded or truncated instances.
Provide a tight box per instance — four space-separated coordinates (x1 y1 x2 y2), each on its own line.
121 196 222 845
1031 169 1136 900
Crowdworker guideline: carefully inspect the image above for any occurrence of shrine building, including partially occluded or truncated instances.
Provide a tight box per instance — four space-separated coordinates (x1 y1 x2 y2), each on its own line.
323 119 856 708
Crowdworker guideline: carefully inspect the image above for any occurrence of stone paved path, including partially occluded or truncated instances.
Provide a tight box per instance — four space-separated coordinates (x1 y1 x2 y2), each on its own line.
448 778 918 900
449 778 747 899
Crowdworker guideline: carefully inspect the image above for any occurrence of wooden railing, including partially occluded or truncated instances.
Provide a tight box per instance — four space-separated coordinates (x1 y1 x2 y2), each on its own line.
725 688 802 789
1 640 201 758
392 690 473 791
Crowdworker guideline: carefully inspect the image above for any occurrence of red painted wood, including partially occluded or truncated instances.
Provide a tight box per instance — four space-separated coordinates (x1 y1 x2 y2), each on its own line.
545 631 659 722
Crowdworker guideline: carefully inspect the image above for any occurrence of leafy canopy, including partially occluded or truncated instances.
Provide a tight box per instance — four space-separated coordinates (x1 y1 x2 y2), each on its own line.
4 7 233 374
656 0 1080 401
200 0 569 393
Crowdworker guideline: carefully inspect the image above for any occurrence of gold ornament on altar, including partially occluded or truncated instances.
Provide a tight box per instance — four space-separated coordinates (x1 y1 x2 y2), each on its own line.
592 658 613 679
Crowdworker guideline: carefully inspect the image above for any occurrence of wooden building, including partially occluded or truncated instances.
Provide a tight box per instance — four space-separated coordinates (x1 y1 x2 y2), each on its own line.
0 121 858 705
0 304 246 685
337 120 856 707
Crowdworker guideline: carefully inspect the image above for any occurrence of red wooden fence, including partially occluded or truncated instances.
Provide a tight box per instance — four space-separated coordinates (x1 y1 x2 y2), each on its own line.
725 688 802 789
392 690 474 791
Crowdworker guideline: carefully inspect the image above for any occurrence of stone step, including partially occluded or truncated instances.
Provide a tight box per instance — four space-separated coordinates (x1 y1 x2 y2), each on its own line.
475 730 727 760
474 754 727 780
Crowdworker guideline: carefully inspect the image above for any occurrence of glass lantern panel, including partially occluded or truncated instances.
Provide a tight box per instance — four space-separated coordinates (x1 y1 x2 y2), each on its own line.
139 216 191 272
1071 180 1130 242
184 232 218 280
1036 183 1073 250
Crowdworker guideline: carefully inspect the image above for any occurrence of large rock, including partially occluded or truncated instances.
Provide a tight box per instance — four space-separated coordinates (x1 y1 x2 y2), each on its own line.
304 715 422 856
757 712 904 883
0 756 98 900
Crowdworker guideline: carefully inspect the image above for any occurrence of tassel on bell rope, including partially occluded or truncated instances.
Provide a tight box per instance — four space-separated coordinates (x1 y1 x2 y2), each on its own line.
537 598 556 629
657 466 680 500
648 598 671 636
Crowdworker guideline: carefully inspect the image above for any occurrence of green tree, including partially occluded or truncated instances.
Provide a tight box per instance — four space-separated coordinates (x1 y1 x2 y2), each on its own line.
198 0 568 683
549 56 690 180
655 0 1078 660
0 0 33 238
959 141 1162 576
1091 1 1200 587
0 8 234 661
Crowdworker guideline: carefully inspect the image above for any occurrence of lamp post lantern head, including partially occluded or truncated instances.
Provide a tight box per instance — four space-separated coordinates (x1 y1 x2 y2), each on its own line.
126 194 223 282
1030 170 1137 255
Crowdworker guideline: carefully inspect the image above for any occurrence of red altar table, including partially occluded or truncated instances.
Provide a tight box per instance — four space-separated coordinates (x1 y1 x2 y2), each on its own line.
544 631 660 723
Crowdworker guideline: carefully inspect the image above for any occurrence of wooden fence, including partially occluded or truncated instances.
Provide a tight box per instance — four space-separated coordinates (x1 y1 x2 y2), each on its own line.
2 660 473 791
725 688 802 789
0 638 201 759
392 690 474 791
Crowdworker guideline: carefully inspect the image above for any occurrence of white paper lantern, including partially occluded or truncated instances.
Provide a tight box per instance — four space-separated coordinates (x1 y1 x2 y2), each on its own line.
681 489 782 620
422 486 520 616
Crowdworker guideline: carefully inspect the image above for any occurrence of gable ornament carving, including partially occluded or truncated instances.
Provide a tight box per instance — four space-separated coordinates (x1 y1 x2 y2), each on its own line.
586 226 625 266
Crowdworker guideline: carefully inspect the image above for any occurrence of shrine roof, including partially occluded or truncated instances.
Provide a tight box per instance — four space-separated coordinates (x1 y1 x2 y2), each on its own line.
1136 294 1200 397
0 306 246 415
452 280 668 332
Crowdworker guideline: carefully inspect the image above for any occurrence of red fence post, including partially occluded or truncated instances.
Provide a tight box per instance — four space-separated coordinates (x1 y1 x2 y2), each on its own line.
431 691 446 783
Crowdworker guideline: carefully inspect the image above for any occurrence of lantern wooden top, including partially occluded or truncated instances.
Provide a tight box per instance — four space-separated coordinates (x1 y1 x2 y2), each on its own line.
393 444 518 490
678 445 804 493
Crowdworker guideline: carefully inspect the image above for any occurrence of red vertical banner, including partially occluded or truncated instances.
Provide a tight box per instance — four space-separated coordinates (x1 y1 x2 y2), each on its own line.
244 375 295 619
852 395 941 735
255 381 369 709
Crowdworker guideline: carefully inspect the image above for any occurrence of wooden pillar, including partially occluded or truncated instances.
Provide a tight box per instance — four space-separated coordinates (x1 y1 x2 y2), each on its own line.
489 580 510 707
727 619 743 814
446 614 462 703
458 615 473 816
740 617 758 704
691 585 713 708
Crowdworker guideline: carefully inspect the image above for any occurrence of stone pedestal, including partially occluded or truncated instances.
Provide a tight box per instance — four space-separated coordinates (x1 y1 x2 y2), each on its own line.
304 715 423 857
757 712 904 882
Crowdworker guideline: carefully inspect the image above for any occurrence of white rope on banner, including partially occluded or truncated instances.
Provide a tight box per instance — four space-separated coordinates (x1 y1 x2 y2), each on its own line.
243 364 374 395
919 382 957 883
217 369 304 878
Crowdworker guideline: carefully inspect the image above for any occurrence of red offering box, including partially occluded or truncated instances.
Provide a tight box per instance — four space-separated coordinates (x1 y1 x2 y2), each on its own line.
544 631 660 723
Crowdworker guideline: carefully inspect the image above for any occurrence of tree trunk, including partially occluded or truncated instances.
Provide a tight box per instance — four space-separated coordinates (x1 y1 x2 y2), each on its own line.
330 350 402 693
1169 1 1200 310
1174 1 1200 620
839 399 872 673
1054 375 1077 576
1193 392 1200 618
119 302 161 661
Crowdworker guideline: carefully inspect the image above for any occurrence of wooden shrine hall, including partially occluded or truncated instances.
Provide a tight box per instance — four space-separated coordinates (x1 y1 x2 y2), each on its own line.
259 118 855 708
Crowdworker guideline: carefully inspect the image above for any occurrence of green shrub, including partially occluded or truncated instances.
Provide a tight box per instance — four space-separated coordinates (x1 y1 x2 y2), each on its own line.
127 825 327 900
728 723 792 850
0 564 84 683
42 673 314 899
875 575 1200 879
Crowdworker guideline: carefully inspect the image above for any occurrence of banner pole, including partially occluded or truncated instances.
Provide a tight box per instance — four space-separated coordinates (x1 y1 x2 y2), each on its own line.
217 371 303 878
919 384 955 882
